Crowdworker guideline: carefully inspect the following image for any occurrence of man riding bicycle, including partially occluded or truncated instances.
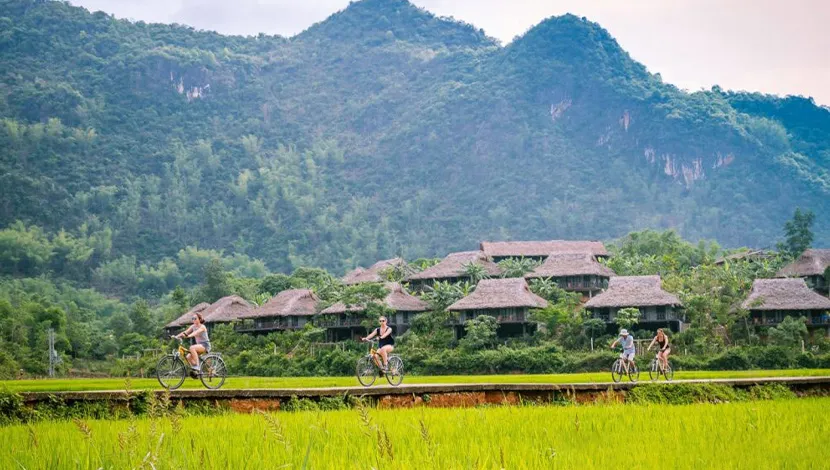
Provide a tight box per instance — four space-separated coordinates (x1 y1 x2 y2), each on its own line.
610 329 635 374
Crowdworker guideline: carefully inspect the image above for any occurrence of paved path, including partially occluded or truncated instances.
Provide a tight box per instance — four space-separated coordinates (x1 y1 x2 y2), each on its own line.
19 376 830 403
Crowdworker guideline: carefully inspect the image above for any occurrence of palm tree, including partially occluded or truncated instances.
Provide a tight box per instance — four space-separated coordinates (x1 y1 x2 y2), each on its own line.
498 257 540 278
461 262 489 284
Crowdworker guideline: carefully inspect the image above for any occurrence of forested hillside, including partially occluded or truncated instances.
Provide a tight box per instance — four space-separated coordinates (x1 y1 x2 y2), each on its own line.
1 0 829 276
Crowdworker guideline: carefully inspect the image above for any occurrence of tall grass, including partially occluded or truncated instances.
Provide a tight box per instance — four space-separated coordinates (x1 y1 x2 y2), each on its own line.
3 369 829 392
3 398 828 469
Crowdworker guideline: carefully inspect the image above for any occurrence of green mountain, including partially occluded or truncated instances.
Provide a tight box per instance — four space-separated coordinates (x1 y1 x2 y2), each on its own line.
1 0 828 274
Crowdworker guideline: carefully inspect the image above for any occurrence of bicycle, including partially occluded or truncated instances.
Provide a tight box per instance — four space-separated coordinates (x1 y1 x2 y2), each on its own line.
356 339 403 387
156 337 227 390
648 352 674 381
611 351 639 383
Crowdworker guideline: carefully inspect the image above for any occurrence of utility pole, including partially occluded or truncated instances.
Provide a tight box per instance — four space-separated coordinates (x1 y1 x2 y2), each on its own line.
47 328 61 378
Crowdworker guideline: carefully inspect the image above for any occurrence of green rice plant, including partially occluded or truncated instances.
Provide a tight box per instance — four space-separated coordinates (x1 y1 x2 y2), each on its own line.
1 398 828 469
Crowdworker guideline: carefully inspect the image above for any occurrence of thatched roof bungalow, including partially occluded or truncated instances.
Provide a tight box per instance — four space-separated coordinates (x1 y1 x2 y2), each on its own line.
776 249 830 293
201 295 255 324
405 251 501 288
236 289 320 333
525 252 615 297
320 283 428 339
742 278 830 329
584 276 684 331
480 240 609 262
447 278 547 337
342 258 406 285
164 302 210 332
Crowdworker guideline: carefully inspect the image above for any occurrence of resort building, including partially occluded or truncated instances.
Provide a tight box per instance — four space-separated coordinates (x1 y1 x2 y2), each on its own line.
524 252 615 298
776 249 830 294
405 251 501 290
480 240 609 262
164 302 210 335
342 258 406 285
319 283 429 341
447 278 548 338
584 276 684 332
164 296 254 334
235 289 320 334
742 278 830 333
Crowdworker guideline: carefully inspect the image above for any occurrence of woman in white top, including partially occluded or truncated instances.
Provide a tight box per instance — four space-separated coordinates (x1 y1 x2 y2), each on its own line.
174 313 211 371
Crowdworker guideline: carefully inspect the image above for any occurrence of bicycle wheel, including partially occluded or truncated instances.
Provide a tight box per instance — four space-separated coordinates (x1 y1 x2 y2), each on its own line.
156 355 186 390
649 359 659 381
356 356 377 387
611 359 624 383
628 363 640 382
664 363 674 381
385 356 404 386
199 355 227 390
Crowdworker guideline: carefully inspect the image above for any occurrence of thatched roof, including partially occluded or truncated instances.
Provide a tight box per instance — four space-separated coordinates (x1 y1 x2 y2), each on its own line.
447 278 548 311
342 258 405 285
584 276 682 308
321 283 429 315
165 302 210 329
742 278 830 311
776 249 830 277
405 251 501 281
201 295 255 323
240 289 319 319
480 240 609 258
525 252 615 279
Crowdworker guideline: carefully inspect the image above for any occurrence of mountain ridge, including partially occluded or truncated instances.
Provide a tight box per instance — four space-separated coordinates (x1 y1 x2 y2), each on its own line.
0 0 827 274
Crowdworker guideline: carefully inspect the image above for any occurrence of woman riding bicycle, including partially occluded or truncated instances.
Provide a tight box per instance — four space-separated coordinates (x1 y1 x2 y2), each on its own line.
361 316 394 371
173 313 211 372
647 328 671 370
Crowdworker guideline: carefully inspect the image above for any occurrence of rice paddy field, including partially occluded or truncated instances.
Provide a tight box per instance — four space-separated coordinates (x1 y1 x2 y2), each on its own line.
3 397 828 469
4 368 829 392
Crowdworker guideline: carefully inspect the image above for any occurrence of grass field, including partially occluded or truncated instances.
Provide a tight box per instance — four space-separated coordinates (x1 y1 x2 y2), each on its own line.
3 369 829 392
3 397 827 469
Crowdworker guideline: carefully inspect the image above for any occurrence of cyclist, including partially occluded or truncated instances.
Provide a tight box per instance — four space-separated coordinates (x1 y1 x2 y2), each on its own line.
610 329 635 374
173 312 211 373
647 328 671 371
361 316 394 372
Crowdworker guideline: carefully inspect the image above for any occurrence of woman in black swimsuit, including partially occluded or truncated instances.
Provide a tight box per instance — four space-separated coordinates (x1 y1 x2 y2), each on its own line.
647 328 671 370
361 316 394 371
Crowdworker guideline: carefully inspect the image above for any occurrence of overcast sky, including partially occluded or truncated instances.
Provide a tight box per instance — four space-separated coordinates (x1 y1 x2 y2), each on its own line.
69 0 830 105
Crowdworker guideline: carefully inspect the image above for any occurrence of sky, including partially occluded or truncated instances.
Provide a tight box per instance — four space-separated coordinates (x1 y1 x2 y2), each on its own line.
68 0 830 105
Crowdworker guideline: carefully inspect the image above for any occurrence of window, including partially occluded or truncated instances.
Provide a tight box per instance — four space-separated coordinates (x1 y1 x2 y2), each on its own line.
656 306 666 321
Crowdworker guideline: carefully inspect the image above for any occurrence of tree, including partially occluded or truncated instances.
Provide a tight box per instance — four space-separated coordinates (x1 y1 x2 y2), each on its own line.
109 311 132 338
497 258 541 278
171 286 189 313
422 281 465 311
777 208 815 258
129 300 153 335
768 316 808 348
582 317 606 351
202 258 231 302
461 262 488 284
459 315 498 351
258 273 292 296
614 307 641 332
